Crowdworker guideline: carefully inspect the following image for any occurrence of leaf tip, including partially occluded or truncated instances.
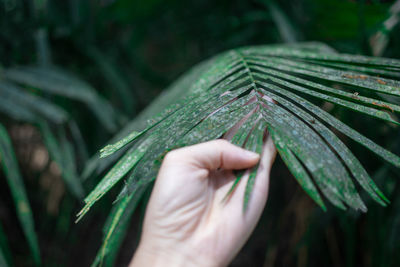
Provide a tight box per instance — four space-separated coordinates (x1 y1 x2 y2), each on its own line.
99 145 113 158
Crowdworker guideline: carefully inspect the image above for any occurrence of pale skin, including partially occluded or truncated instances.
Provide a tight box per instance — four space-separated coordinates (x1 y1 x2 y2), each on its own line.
130 137 277 267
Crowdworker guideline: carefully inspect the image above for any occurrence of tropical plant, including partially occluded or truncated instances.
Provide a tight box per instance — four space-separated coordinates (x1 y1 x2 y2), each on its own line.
0 123 40 265
0 64 121 266
1 0 400 266
78 42 400 265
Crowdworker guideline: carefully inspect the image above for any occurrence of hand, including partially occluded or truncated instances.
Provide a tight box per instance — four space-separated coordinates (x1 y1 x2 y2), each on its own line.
130 137 277 267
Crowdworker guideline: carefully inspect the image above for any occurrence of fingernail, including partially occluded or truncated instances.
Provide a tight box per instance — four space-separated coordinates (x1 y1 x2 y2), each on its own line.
244 150 260 160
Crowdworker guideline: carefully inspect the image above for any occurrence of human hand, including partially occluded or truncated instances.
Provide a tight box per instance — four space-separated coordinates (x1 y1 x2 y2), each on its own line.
130 137 277 267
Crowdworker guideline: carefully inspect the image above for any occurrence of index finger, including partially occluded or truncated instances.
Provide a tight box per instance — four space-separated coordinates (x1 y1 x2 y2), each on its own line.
164 139 260 171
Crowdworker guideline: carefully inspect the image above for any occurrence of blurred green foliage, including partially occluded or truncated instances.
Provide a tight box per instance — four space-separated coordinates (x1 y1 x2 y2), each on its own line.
0 0 400 266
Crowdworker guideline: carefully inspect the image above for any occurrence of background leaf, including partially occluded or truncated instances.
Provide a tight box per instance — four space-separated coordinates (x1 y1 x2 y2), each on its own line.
0 123 40 265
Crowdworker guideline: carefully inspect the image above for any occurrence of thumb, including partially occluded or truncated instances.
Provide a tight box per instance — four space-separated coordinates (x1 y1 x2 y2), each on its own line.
164 139 260 170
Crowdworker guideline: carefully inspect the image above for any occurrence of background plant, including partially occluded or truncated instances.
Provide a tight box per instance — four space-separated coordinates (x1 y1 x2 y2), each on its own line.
1 0 400 266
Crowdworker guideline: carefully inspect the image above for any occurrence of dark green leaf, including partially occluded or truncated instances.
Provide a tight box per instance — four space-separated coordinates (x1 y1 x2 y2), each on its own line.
258 85 388 205
0 81 68 124
269 127 326 210
39 122 84 199
0 123 41 265
91 184 149 267
81 43 400 221
243 119 266 211
4 66 119 132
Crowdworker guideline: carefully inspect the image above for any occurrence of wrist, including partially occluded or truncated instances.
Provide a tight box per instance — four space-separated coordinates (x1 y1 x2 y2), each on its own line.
130 243 219 267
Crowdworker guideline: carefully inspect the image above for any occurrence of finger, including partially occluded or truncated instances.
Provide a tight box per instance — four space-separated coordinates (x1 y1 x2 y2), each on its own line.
164 139 260 171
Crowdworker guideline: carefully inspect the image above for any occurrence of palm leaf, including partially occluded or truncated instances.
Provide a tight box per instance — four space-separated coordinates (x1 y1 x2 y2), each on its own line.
0 123 41 265
91 184 150 267
0 66 113 199
39 122 85 199
0 81 68 124
79 42 400 262
2 66 119 132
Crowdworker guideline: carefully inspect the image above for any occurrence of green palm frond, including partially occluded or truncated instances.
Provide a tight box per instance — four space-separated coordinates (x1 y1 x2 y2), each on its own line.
1 66 119 132
0 64 123 264
79 42 400 264
0 123 40 265
0 65 123 199
39 122 85 199
90 185 150 267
